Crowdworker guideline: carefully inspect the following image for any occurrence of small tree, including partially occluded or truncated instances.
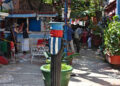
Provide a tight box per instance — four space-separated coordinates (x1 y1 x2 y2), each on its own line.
70 0 106 20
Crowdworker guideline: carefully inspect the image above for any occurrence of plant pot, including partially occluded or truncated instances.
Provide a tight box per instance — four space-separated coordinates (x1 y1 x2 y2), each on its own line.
40 64 72 86
106 54 120 65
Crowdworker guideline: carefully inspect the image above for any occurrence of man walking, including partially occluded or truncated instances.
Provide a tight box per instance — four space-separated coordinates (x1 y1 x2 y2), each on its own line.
67 24 75 53
74 25 82 53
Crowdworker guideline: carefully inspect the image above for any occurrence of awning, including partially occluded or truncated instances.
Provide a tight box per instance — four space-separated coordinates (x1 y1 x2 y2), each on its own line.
7 13 58 18
7 14 36 18
38 13 58 17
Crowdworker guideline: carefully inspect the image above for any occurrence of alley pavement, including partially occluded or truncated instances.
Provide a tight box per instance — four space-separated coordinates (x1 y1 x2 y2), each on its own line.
0 48 120 86
69 49 120 86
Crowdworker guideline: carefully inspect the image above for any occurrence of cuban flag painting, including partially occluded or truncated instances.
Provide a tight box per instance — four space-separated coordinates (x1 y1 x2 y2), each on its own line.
49 37 61 55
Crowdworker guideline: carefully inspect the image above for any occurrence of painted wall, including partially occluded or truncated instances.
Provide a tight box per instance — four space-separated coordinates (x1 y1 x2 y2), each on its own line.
1 0 13 11
29 18 41 31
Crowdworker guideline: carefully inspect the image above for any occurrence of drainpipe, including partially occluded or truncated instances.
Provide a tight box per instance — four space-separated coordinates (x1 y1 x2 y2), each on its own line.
116 0 120 18
64 0 68 55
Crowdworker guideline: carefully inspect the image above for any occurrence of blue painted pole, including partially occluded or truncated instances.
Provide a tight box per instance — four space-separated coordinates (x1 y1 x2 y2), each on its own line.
64 0 68 55
116 0 120 17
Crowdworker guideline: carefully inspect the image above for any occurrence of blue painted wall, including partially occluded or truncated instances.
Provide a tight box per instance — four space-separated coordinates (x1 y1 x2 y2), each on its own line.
29 18 41 31
116 0 120 16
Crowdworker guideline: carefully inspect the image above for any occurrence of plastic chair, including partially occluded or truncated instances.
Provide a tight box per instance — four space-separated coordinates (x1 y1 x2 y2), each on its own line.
31 39 48 63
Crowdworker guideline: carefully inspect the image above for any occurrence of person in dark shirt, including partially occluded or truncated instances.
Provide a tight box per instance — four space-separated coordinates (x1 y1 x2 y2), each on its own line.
23 22 29 38
74 25 82 53
67 24 75 53
22 22 29 53
87 30 92 49
82 28 88 48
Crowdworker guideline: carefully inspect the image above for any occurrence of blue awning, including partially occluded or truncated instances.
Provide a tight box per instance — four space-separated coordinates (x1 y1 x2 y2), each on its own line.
38 13 58 17
7 14 36 18
7 13 58 18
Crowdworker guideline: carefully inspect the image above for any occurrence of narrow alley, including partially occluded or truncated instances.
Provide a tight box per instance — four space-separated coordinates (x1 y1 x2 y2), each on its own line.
0 0 120 86
0 48 120 86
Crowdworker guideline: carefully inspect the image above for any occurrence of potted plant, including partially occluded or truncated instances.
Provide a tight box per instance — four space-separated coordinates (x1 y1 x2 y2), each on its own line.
44 51 80 65
92 25 102 48
62 52 80 65
40 64 72 86
104 15 120 65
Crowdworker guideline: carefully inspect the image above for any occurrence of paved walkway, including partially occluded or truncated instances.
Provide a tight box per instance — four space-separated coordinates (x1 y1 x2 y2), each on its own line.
69 49 120 86
0 49 120 86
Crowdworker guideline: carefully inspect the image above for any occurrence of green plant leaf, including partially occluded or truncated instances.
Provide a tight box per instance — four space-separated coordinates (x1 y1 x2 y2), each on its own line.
104 15 120 55
64 53 80 59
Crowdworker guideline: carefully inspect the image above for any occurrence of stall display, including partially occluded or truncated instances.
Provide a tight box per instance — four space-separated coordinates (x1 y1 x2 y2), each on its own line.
31 39 49 63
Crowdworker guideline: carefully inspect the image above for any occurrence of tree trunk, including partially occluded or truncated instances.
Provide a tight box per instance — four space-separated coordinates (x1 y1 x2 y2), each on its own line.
51 39 65 86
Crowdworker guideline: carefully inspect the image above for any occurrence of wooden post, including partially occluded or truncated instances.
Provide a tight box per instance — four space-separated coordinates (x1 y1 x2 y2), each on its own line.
13 19 18 53
26 18 29 32
10 25 18 53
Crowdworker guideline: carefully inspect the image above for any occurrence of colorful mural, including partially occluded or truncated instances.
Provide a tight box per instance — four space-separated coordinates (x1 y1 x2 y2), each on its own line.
0 0 13 11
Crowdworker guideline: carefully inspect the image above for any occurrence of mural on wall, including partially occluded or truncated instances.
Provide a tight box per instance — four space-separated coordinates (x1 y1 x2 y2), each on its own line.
12 0 42 11
12 0 53 13
0 0 13 11
12 0 19 10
